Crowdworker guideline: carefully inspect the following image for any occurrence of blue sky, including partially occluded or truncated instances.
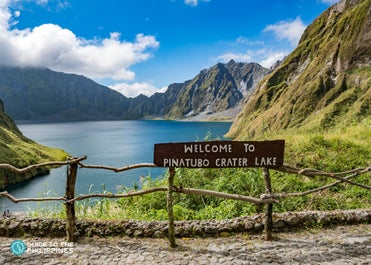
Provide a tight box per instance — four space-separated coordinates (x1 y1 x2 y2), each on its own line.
0 0 338 97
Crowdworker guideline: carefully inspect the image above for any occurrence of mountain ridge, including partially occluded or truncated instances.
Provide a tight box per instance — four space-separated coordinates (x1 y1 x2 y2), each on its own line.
0 61 269 122
0 66 132 122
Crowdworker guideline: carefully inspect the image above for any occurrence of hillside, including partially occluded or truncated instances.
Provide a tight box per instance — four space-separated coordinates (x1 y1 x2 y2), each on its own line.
0 67 131 122
227 0 370 139
0 99 67 189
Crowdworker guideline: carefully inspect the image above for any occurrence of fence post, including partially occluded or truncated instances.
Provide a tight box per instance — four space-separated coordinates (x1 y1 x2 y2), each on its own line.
263 167 273 241
65 160 78 242
167 167 176 248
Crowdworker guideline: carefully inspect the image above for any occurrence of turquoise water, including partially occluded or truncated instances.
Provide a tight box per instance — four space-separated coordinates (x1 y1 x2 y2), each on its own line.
1 120 232 212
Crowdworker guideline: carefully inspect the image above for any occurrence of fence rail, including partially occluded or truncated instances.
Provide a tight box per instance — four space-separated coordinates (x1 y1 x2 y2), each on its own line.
0 156 370 247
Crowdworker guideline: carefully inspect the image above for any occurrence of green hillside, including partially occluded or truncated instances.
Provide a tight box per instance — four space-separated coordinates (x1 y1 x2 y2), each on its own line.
0 101 67 189
227 0 370 140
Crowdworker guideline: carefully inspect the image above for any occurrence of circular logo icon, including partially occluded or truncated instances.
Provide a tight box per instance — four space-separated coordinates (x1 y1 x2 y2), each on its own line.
10 240 27 256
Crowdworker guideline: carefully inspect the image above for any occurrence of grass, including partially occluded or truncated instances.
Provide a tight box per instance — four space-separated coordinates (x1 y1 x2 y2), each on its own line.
0 112 68 189
28 120 371 221
22 0 371 222
0 114 67 167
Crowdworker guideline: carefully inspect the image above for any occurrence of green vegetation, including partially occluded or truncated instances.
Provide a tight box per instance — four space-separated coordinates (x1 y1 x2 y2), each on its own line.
30 122 370 221
26 1 371 221
227 0 370 139
0 111 68 189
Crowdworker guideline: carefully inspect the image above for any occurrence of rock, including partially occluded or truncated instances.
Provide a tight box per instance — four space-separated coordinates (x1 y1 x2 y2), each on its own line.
0 99 4 112
0 209 369 239
219 232 230 237
204 226 218 234
134 229 144 237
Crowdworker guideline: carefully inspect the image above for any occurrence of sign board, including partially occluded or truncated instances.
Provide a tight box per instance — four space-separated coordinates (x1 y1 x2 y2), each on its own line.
154 140 284 168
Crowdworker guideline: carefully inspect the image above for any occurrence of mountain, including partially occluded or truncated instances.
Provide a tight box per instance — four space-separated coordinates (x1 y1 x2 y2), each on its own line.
123 60 269 121
165 60 269 120
121 82 187 119
0 66 132 122
0 61 269 122
227 0 370 139
0 99 67 189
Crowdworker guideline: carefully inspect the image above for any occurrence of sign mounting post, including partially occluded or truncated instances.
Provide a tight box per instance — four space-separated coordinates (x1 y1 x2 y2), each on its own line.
154 139 285 248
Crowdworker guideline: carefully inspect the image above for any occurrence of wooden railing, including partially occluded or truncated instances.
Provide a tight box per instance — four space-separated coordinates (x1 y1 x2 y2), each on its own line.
0 156 370 247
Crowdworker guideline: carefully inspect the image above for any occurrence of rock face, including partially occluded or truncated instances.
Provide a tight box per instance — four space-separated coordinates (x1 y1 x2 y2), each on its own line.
227 0 371 139
166 60 269 120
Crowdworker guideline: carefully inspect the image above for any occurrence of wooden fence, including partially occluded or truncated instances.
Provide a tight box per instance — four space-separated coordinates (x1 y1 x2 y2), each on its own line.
0 156 370 247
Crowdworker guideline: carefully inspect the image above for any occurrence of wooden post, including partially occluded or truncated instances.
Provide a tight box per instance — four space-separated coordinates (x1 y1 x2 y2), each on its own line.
263 167 273 241
167 167 176 248
65 161 78 242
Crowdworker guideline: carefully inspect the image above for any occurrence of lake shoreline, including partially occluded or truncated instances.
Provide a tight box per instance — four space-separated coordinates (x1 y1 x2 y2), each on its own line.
0 120 232 212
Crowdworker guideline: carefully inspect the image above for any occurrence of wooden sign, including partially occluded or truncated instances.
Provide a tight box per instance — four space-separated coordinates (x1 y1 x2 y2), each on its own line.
154 140 284 168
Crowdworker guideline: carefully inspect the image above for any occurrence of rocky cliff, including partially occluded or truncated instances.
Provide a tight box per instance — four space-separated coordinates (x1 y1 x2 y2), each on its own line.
166 60 269 120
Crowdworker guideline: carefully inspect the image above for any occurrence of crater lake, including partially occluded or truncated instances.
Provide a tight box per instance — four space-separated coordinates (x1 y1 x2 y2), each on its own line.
1 120 232 212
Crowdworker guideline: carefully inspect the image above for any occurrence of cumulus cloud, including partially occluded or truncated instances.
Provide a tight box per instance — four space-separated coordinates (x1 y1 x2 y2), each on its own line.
0 1 159 83
263 17 306 46
110 82 167 98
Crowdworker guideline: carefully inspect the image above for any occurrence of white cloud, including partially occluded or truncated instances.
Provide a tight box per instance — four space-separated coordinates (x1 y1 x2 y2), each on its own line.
57 0 70 9
184 0 210 7
35 0 49 4
0 1 159 83
109 82 167 98
263 17 306 46
320 0 339 5
185 0 198 6
236 36 264 46
216 49 288 68
216 52 252 63
22 0 71 10
0 1 12 29
218 19 304 68
258 51 286 68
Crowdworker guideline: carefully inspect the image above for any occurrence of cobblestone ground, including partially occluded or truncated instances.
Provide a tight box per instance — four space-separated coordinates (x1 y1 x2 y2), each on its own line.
0 224 370 265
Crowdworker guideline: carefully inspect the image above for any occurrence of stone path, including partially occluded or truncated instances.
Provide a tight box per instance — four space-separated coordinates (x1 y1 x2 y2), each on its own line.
0 224 370 264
